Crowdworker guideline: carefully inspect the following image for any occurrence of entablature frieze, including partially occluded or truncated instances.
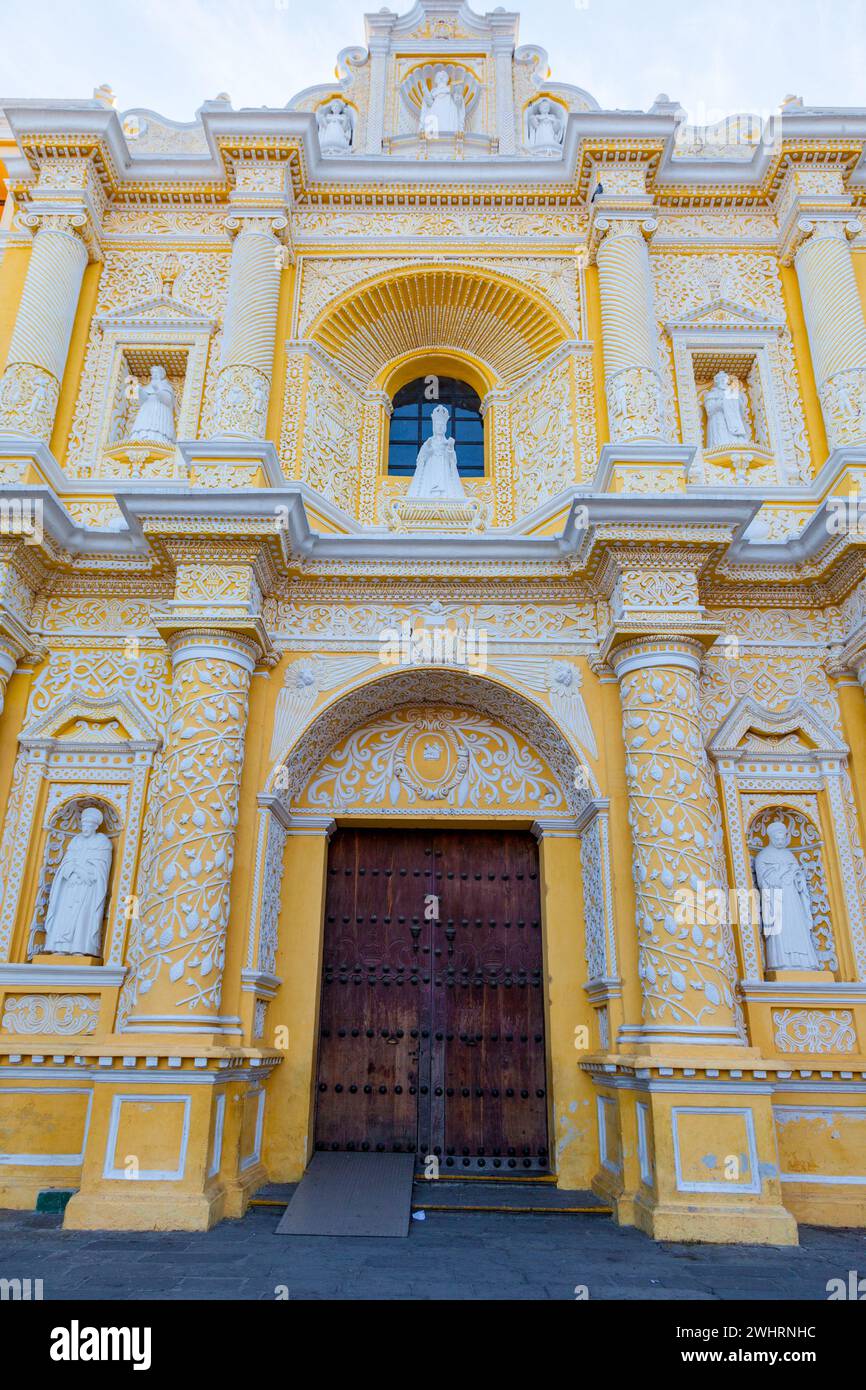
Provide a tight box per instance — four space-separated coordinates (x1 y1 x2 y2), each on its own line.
3 483 866 618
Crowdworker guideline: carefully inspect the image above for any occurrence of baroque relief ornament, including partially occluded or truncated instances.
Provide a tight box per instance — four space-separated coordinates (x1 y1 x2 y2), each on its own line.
298 705 567 815
615 646 742 1040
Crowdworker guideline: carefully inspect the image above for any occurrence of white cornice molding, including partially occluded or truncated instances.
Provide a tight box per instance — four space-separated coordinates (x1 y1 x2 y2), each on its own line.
0 962 127 987
3 100 865 197
4 459 866 581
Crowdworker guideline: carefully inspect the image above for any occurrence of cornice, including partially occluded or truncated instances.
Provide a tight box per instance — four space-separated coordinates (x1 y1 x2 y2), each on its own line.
3 102 865 211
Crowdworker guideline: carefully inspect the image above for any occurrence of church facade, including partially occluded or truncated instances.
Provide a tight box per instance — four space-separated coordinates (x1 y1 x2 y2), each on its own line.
0 0 865 1245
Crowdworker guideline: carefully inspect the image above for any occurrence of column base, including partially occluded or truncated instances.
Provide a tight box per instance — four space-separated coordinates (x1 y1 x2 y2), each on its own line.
632 1192 798 1246
63 1187 227 1233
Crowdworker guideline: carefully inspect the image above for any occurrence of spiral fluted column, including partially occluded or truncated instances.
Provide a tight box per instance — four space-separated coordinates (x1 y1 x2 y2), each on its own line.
122 630 257 1035
0 214 89 441
595 217 666 443
213 216 287 438
794 219 866 448
610 637 743 1047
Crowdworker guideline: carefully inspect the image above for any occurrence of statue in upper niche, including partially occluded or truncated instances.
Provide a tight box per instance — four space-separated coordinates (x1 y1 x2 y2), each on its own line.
317 99 353 154
527 98 564 151
704 370 749 449
129 365 176 446
407 405 466 500
419 68 465 137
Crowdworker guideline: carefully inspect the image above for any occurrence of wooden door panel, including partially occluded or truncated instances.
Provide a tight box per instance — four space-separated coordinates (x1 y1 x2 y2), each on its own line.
314 827 549 1171
433 829 548 1170
315 828 429 1152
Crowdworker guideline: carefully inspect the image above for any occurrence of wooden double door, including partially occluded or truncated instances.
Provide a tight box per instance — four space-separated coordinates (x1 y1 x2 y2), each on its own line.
314 827 550 1172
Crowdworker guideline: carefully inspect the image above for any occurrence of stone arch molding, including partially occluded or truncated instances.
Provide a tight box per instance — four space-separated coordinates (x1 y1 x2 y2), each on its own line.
267 664 601 813
244 668 609 986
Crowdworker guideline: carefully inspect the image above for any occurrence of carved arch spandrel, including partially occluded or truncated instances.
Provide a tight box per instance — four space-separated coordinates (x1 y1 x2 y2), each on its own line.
267 665 601 817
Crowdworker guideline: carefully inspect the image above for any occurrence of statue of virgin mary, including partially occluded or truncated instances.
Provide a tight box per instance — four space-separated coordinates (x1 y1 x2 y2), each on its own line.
407 404 466 500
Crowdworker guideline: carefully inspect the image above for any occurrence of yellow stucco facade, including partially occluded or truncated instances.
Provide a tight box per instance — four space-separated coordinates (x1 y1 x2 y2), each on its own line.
1 0 866 1245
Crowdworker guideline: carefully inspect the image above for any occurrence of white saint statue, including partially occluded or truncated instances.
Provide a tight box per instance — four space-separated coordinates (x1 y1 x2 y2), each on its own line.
704 370 749 449
527 98 564 151
129 365 176 446
407 404 466 500
753 821 820 972
317 99 353 154
43 808 113 957
419 68 465 136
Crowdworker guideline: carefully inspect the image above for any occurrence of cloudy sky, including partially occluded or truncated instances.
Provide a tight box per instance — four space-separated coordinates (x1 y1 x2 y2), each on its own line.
0 0 863 125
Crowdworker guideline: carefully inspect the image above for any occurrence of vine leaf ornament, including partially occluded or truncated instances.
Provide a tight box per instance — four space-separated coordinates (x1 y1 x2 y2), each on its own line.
493 657 598 759
269 654 380 761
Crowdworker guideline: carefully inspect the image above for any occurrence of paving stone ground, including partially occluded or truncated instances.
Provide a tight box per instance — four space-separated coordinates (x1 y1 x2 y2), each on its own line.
2 1206 865 1300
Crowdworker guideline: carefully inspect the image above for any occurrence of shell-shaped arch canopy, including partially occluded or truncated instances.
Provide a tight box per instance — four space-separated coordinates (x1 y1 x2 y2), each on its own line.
309 265 571 389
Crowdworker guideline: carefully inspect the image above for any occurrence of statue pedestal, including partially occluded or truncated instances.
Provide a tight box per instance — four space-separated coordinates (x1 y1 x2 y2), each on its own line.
388 497 485 534
101 439 180 479
765 968 835 984
30 953 103 967
703 444 774 484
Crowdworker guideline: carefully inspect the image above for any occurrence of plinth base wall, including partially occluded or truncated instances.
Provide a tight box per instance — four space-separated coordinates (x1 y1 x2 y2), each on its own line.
773 1088 866 1228
0 1052 280 1231
585 1066 840 1246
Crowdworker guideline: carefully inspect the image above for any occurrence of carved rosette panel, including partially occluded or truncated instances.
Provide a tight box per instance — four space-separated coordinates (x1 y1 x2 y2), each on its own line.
213 363 270 437
123 641 252 1024
606 367 665 443
772 1008 856 1054
820 368 866 447
617 646 741 1036
1 993 100 1035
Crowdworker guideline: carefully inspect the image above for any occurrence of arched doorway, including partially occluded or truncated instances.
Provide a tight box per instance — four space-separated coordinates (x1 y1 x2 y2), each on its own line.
260 667 603 1187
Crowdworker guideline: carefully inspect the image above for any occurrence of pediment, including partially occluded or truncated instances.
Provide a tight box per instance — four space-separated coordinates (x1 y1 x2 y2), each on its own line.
666 299 784 334
96 296 215 333
20 692 161 749
708 695 848 760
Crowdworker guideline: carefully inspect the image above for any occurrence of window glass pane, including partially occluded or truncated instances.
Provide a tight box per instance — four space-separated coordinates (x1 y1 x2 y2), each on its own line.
388 375 484 478
388 418 418 442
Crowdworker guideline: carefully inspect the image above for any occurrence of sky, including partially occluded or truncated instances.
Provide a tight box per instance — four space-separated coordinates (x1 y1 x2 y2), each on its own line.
0 0 863 126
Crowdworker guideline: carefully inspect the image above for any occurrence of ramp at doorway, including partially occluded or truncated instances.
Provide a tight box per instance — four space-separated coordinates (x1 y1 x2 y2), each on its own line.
274 1152 415 1238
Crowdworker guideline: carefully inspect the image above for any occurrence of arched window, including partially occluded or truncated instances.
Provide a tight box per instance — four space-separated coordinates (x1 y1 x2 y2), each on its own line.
387 376 485 477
